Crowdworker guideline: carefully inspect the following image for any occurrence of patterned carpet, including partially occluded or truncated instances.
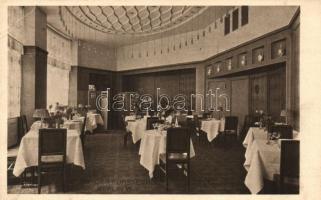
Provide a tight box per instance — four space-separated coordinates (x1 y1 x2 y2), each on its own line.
8 131 250 194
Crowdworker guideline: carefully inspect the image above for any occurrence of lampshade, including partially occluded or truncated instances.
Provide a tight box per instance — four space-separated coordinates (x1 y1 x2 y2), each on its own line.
33 109 50 119
280 109 287 117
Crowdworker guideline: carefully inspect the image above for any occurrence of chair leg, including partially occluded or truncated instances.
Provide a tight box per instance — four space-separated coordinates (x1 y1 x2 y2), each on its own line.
124 132 128 147
37 166 41 194
20 170 25 186
187 163 190 192
166 164 168 191
32 167 35 184
62 164 66 192
197 131 201 145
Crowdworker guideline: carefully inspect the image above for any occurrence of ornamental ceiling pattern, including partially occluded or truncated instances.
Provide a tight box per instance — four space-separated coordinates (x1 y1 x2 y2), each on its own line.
65 6 207 35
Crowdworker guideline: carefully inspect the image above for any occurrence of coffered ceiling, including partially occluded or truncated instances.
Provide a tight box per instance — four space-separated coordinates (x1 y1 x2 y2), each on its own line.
66 6 206 35
41 6 234 47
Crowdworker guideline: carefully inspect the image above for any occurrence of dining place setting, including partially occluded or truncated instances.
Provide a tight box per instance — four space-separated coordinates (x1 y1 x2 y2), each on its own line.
7 103 105 193
242 110 300 194
123 109 198 190
5 5 306 196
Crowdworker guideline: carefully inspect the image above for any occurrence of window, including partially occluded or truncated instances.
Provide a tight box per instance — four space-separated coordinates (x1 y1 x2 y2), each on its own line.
224 14 230 35
232 9 239 31
241 6 249 26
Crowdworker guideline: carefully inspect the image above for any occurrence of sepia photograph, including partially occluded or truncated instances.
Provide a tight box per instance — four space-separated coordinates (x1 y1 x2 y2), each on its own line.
1 1 320 199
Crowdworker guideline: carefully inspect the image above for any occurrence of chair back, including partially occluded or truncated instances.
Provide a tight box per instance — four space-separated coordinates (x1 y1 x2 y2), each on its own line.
22 115 29 132
202 112 212 119
271 125 293 139
81 116 87 133
193 115 201 128
38 128 67 159
120 114 127 131
225 116 238 131
166 127 190 154
240 115 252 140
18 115 29 143
280 140 299 179
177 115 187 127
279 125 293 139
146 117 161 130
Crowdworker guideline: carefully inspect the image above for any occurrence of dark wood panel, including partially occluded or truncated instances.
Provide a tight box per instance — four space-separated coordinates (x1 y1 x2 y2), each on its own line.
231 77 249 133
250 73 268 114
268 67 286 121
74 66 118 129
207 79 231 117
249 65 286 119
291 17 300 130
123 69 195 111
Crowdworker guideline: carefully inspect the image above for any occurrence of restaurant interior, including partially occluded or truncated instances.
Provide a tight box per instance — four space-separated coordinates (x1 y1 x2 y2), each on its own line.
6 5 301 195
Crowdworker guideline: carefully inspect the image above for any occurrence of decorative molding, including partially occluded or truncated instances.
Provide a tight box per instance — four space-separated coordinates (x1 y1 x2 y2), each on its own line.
23 46 48 55
8 35 24 54
62 6 208 36
47 57 71 70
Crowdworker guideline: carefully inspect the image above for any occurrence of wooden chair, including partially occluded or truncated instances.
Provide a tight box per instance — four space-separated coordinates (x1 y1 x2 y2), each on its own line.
239 115 253 141
121 114 132 147
177 115 188 127
191 115 210 145
274 140 299 194
8 115 29 185
80 116 87 149
222 116 238 143
271 125 293 139
202 112 212 119
38 128 67 194
146 116 161 130
159 127 191 191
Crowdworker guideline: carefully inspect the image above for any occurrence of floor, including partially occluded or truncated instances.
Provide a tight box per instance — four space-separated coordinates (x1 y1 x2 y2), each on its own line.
7 131 250 194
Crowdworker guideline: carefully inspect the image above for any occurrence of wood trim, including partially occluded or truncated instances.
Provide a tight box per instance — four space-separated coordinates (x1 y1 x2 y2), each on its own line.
120 62 198 75
23 46 48 55
71 65 116 73
120 9 299 74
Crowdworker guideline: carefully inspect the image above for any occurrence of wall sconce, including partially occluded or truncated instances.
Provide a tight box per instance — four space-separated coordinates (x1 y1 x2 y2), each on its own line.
227 59 232 70
257 53 264 62
277 43 285 57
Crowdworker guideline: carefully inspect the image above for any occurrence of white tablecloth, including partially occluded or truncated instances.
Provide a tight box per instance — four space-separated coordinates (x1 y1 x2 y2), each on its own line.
86 113 104 133
201 119 225 142
13 128 86 177
126 118 147 143
139 129 195 178
63 120 83 135
243 127 280 194
124 115 136 122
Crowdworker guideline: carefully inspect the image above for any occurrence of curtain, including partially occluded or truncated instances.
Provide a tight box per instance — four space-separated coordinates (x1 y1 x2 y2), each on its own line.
47 64 70 107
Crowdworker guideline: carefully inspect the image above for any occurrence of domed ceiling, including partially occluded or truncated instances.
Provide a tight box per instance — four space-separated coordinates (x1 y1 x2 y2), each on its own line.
65 6 207 35
41 6 234 46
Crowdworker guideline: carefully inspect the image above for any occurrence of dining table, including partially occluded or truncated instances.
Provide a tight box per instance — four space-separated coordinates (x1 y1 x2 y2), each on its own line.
200 118 225 142
139 128 196 178
125 117 147 144
85 113 104 133
62 119 83 135
13 121 86 177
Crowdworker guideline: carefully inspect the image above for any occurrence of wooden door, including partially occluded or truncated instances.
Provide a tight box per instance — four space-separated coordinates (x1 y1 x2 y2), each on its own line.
250 73 268 114
231 77 249 133
268 67 286 121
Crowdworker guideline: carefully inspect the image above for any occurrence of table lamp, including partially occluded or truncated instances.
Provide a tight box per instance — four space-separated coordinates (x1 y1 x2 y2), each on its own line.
280 109 287 124
33 109 50 128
